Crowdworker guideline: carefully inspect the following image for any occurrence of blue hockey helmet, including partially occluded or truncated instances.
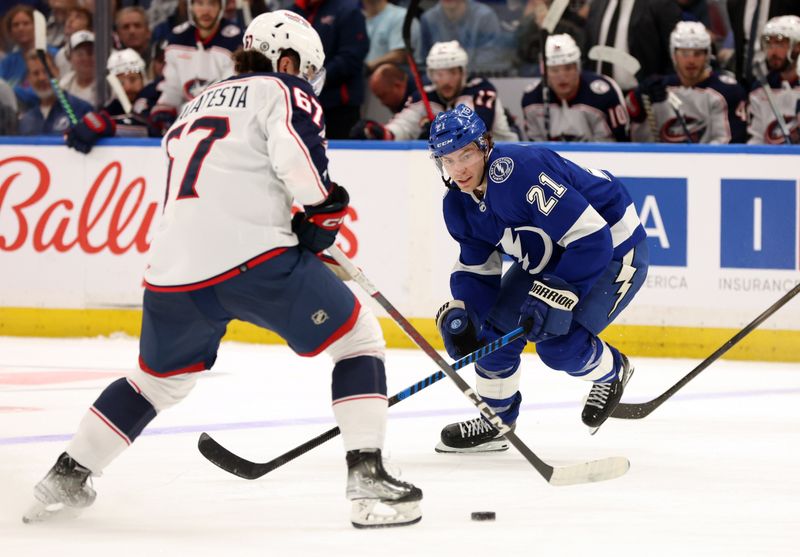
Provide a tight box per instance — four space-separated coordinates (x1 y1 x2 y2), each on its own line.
428 104 488 158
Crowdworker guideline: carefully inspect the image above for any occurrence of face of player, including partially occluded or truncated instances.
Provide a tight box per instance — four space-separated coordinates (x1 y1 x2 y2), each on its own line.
547 63 580 100
439 143 486 193
764 36 791 73
192 0 222 32
10 11 35 49
117 72 144 102
674 48 708 84
431 67 463 101
116 12 151 50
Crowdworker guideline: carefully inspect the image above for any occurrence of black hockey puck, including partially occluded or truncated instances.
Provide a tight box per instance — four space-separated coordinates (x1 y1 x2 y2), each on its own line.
471 511 496 521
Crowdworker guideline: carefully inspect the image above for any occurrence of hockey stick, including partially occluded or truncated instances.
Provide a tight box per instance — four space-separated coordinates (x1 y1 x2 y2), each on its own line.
198 326 528 480
106 73 133 115
327 245 629 486
612 281 800 420
33 10 78 126
667 91 693 143
402 0 434 122
752 55 794 144
539 0 569 140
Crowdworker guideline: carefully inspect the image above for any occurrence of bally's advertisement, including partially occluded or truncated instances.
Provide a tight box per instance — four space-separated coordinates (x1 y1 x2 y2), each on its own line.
0 139 798 360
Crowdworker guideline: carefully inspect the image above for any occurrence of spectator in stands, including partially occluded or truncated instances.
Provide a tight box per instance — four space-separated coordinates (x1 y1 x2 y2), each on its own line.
368 62 416 113
46 0 76 48
291 0 369 139
363 0 418 74
60 30 96 107
627 21 747 143
0 77 18 134
419 0 509 75
747 15 800 144
728 0 800 88
583 0 682 91
150 0 241 133
352 40 519 141
54 6 91 76
18 49 92 134
1 5 58 109
115 7 154 75
149 0 189 45
522 34 630 142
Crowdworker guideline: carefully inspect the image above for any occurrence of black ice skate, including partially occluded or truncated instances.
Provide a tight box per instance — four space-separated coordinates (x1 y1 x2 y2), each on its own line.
346 449 422 529
435 417 511 453
23 452 96 523
582 353 635 433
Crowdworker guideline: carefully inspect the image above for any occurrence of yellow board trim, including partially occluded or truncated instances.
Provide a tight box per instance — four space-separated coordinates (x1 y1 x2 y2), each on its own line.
1 307 798 362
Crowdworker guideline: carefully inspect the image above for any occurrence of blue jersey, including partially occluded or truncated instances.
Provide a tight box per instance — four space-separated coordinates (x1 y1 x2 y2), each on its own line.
443 144 645 324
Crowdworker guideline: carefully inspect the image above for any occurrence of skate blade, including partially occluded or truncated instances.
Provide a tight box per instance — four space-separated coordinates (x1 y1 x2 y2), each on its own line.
22 500 83 524
434 439 510 453
350 499 422 529
587 365 636 436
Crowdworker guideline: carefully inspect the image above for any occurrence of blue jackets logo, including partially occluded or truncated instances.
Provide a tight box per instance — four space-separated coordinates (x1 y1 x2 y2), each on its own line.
489 157 514 183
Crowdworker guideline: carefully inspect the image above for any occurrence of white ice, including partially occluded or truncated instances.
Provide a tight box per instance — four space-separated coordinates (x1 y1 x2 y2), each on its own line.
1 335 799 556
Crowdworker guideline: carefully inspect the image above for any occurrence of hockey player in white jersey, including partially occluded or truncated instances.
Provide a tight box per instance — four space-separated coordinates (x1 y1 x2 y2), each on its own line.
149 0 243 134
350 40 519 141
627 21 748 144
24 10 422 530
748 16 800 145
522 34 629 142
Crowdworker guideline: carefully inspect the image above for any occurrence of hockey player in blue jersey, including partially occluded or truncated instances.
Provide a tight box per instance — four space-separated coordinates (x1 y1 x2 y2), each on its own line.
522 34 630 142
429 104 649 452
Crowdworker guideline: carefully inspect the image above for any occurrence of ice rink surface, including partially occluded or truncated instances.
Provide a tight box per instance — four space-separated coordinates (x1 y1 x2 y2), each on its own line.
1 335 799 556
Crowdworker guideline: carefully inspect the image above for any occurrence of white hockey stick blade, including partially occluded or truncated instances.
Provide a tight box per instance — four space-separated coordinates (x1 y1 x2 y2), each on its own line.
541 0 569 34
587 45 641 75
548 456 630 486
33 10 47 51
107 73 133 115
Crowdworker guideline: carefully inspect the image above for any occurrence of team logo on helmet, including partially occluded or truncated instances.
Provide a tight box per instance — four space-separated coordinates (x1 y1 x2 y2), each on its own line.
489 157 514 183
589 79 610 95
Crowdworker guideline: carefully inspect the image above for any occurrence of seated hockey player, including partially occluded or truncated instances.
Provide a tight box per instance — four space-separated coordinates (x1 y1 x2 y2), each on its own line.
521 34 630 142
351 40 519 141
747 15 800 145
428 104 649 452
24 10 421 530
627 21 748 144
65 49 162 153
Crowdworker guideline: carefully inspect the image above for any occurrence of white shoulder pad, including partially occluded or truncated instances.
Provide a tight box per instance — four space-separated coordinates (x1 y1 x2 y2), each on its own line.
172 21 191 34
523 82 537 93
221 24 241 38
718 73 737 85
467 77 485 88
589 78 611 95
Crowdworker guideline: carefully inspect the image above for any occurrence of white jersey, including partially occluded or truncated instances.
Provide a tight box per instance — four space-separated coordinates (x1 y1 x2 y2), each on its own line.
747 73 800 145
155 20 242 110
144 73 331 290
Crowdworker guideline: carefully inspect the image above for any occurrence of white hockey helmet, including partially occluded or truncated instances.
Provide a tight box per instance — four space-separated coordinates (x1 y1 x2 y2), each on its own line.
188 0 224 29
545 34 581 67
670 21 711 55
426 41 469 71
243 10 326 94
106 48 146 76
761 15 800 61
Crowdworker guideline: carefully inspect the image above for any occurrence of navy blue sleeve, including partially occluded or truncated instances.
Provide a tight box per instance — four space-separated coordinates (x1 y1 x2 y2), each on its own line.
283 75 331 195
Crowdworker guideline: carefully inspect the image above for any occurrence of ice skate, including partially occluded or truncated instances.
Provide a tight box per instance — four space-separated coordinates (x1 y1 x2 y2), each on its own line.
346 449 422 528
435 417 512 453
22 452 96 524
584 353 635 434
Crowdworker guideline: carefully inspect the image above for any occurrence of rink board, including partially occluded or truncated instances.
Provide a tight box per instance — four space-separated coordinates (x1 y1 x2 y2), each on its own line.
0 138 798 360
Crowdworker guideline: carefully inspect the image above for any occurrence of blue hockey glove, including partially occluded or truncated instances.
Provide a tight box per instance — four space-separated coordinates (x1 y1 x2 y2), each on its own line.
640 75 667 103
435 300 482 360
349 119 394 140
292 183 349 254
519 275 580 343
65 111 116 154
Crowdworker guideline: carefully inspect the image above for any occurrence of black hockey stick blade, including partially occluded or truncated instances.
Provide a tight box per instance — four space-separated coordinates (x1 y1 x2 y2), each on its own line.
612 281 800 420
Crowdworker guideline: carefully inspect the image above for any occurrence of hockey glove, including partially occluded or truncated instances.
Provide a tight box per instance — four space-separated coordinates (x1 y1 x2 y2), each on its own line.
65 111 116 154
292 183 350 254
147 106 177 136
435 300 482 360
349 119 394 140
640 75 667 103
519 275 579 343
